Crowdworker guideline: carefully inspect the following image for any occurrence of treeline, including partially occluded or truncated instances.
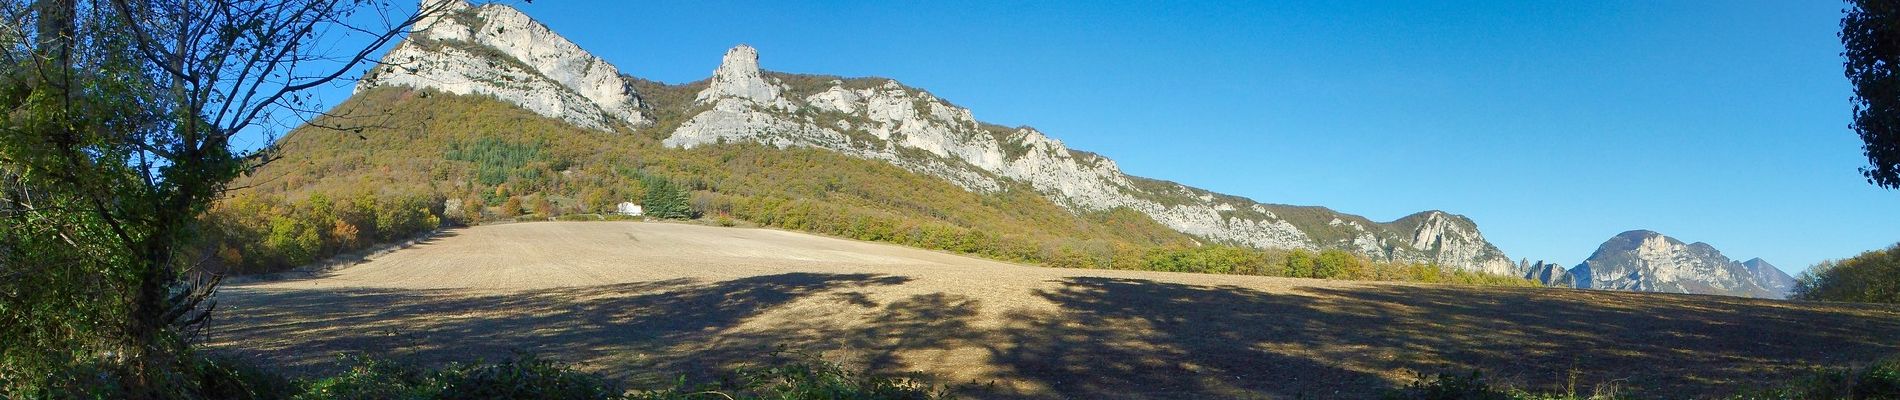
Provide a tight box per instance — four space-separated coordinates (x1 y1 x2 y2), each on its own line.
200 172 707 274
716 193 1534 286
198 192 448 274
1131 245 1536 286
1793 243 1900 304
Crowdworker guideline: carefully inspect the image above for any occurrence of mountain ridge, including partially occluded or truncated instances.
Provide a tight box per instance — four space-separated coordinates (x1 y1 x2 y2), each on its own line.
349 0 1525 273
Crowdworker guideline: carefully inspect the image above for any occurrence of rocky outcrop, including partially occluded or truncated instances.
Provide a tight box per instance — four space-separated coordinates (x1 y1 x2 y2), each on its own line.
356 0 648 130
1570 230 1786 298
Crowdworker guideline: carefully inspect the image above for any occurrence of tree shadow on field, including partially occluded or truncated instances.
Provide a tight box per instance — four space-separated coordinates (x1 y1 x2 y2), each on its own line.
212 272 1900 399
981 277 1900 399
210 272 911 384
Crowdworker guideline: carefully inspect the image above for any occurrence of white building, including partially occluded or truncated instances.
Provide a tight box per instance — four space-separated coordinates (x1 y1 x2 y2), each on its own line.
615 202 644 216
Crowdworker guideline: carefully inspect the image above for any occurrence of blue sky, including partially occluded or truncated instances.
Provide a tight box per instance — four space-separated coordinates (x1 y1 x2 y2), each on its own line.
305 1 1898 273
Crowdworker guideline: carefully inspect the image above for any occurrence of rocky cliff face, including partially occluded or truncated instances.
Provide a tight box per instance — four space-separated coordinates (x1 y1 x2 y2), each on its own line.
357 0 648 130
1570 230 1787 298
359 2 1523 275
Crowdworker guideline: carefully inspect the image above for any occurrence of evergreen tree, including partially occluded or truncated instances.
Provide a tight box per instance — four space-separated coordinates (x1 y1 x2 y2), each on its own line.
642 176 696 219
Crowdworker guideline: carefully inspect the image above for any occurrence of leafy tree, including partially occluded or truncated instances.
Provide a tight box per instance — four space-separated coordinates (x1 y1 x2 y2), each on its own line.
0 0 440 396
1843 0 1900 189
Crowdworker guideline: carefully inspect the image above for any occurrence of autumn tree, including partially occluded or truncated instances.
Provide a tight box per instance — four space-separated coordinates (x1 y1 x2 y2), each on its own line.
501 196 524 218
531 196 555 218
0 0 447 396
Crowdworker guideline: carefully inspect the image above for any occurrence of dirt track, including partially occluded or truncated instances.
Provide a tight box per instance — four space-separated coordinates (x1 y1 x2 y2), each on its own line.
210 221 1900 398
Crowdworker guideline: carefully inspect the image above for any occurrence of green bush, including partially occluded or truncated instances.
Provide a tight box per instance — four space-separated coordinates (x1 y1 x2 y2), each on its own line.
295 356 429 400
428 357 621 400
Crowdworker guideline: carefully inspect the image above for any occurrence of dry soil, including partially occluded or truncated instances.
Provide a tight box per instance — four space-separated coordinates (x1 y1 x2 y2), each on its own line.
210 221 1900 399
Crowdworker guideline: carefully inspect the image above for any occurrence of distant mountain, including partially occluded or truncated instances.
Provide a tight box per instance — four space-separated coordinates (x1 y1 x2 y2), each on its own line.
1523 260 1573 287
323 0 1526 274
1741 258 1797 298
1568 230 1788 298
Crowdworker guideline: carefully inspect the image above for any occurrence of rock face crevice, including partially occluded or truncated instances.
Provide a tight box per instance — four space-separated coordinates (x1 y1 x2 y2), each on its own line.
357 0 648 130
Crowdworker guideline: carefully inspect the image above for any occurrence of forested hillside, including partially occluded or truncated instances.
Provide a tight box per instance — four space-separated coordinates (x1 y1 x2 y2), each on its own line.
208 86 1530 286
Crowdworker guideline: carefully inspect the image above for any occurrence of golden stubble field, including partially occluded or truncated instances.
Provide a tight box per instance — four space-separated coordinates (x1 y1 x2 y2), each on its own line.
209 221 1900 399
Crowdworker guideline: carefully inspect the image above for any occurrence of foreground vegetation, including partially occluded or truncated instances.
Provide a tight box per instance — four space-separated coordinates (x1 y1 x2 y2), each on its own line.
21 351 950 400
1385 354 1900 400
23 348 1900 399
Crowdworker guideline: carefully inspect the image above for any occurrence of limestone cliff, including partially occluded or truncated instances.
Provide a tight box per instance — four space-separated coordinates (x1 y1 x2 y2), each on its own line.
357 0 648 130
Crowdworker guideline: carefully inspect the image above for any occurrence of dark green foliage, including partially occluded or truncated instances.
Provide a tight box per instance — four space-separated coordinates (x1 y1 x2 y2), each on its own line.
196 355 297 400
428 357 622 400
294 357 430 400
1843 0 1900 189
445 137 557 187
27 353 296 400
1792 243 1900 304
296 356 621 400
121 352 952 400
631 352 949 400
641 176 697 219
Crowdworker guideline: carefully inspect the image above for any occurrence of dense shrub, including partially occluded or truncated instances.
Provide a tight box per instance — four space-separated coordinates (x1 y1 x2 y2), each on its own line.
632 352 948 400
429 357 622 400
198 191 446 274
1792 244 1900 304
11 351 950 400
293 356 620 400
14 353 296 400
1391 355 1900 400
1383 371 1517 400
